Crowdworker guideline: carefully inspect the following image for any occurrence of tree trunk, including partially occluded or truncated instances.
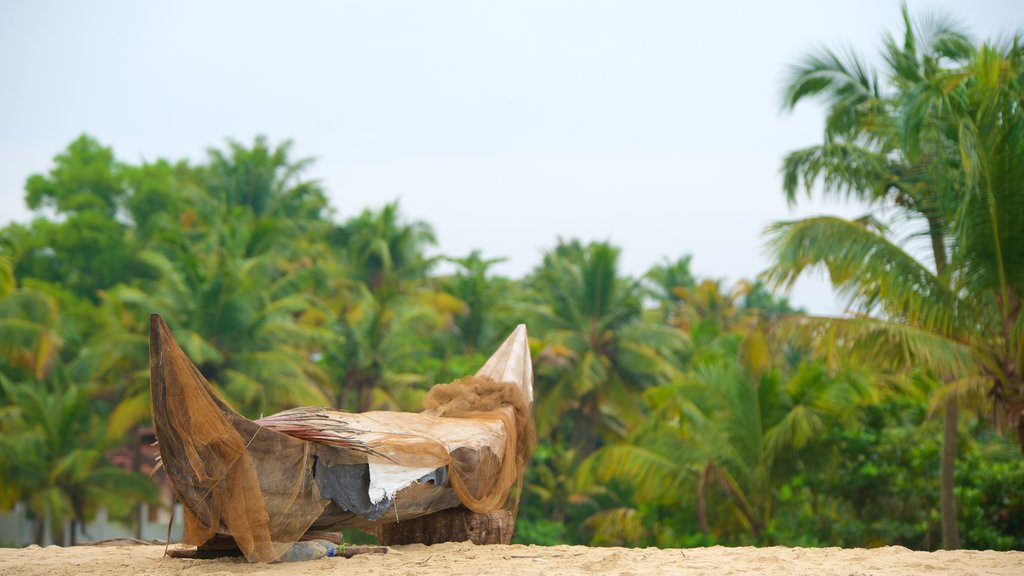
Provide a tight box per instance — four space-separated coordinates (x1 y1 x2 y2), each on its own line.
34 514 44 546
941 399 960 550
571 394 600 458
375 507 515 545
132 426 143 540
928 219 959 550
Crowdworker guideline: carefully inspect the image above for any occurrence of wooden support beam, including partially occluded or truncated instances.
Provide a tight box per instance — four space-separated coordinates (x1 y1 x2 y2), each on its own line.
375 507 515 545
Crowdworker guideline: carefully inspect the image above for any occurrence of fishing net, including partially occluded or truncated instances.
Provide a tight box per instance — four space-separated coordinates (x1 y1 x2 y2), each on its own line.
150 316 333 562
150 314 535 563
258 375 536 515
422 375 536 513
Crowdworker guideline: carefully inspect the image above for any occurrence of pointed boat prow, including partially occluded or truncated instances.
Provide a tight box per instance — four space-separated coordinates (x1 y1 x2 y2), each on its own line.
149 313 329 563
475 324 533 404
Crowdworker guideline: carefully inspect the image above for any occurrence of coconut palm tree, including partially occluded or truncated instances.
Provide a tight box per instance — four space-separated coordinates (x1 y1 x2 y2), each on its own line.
442 251 511 355
581 347 873 544
0 256 62 383
0 376 156 545
95 215 338 418
331 202 436 295
200 135 329 224
579 276 856 545
770 8 1023 548
528 240 686 457
646 256 697 325
77 135 341 418
325 202 445 411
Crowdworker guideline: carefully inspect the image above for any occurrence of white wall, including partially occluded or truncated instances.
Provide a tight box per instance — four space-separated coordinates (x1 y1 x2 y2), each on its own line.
0 504 183 548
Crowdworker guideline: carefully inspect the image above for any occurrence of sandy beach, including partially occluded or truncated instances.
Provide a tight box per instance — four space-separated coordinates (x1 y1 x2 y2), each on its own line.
0 542 1021 576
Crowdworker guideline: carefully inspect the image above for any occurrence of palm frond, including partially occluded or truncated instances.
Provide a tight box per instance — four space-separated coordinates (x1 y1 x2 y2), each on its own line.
782 45 880 112
768 314 978 379
582 444 693 504
583 507 648 546
926 375 990 417
781 143 895 205
764 216 971 337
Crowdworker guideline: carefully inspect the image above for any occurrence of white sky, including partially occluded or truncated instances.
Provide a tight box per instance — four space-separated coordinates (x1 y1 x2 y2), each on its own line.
0 1 1020 313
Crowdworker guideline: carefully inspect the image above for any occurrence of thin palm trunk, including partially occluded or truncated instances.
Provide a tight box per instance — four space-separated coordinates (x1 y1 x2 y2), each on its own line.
930 219 960 550
941 399 960 549
34 515 44 546
571 393 601 457
132 426 143 540
698 461 762 540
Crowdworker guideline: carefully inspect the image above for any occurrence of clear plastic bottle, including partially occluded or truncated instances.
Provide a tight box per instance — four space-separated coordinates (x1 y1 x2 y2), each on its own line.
277 539 341 562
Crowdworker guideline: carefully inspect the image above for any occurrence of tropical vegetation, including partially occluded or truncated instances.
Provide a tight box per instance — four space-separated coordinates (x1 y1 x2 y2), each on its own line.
0 5 1021 551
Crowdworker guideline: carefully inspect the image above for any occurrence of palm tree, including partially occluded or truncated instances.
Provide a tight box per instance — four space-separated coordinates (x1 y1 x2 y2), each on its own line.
0 259 155 544
328 281 451 411
580 276 854 545
80 136 343 418
325 202 444 411
582 341 872 544
0 256 62 383
518 443 608 543
97 216 337 418
770 8 1023 548
200 135 329 224
330 202 436 296
443 251 511 355
528 240 686 457
646 255 696 325
0 376 156 544
913 38 1024 444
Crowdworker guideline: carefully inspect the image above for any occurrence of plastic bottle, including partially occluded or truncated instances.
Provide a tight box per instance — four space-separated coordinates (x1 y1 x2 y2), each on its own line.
276 539 341 562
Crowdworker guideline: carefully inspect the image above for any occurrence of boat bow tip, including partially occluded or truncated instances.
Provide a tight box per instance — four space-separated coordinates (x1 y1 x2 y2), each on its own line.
475 324 533 404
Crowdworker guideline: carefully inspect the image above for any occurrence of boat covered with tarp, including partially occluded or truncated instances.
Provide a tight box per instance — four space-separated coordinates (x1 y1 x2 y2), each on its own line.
149 313 535 562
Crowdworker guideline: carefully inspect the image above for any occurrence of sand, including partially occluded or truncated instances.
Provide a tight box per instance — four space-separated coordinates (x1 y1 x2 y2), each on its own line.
0 542 1021 576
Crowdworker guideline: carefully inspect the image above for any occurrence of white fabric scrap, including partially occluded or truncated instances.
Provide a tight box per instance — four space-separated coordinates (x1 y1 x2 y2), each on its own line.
367 463 439 505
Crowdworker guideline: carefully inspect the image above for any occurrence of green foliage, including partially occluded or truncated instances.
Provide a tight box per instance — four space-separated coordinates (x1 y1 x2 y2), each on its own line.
443 251 511 354
1 14 1021 547
0 278 61 381
0 375 157 542
528 240 686 455
13 136 139 302
958 458 1024 550
24 135 124 216
201 136 328 222
324 202 448 411
770 5 1024 552
775 401 1024 551
772 7 1024 446
580 280 874 546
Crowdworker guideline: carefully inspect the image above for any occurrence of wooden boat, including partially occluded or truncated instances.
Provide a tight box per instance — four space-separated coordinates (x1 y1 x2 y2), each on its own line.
149 313 535 562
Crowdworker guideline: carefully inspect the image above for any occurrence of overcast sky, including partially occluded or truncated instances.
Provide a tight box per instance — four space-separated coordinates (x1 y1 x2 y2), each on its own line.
1 1 1020 313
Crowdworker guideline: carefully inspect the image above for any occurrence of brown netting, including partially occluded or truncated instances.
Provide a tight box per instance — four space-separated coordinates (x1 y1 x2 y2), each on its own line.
258 376 536 516
151 315 329 563
150 314 535 563
259 376 536 515
422 375 536 513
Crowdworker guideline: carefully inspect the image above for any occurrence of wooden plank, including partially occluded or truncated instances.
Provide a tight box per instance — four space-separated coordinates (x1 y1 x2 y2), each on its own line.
375 507 515 545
